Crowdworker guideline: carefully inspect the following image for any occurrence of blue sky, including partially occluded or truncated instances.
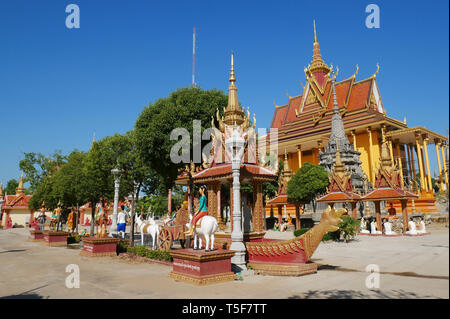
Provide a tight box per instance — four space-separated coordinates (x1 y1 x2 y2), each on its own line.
0 0 448 185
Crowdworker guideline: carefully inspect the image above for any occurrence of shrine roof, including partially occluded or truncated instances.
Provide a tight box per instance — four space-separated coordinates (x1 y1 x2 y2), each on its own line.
317 191 361 203
361 187 418 201
192 163 277 182
2 193 32 210
266 194 290 205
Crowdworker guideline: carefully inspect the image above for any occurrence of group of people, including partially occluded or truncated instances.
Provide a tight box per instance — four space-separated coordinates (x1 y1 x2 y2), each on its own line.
273 219 289 232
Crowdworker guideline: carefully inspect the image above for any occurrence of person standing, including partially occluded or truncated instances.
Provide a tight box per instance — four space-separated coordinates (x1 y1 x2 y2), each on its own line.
117 205 127 239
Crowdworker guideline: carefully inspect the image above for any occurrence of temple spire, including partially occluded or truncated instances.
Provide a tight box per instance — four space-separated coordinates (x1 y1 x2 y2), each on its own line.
314 20 317 43
283 149 291 171
332 76 339 113
0 182 3 198
307 20 331 83
223 52 244 126
16 173 25 195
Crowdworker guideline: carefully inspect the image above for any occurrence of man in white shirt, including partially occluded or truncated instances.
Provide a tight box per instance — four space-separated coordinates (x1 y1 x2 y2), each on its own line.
117 206 127 239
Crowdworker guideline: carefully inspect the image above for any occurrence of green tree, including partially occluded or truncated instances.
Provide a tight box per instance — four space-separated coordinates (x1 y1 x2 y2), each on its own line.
287 162 329 228
19 151 67 192
4 179 19 195
134 87 227 191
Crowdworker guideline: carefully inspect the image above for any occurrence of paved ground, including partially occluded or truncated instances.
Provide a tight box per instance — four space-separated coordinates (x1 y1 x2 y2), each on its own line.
0 225 448 299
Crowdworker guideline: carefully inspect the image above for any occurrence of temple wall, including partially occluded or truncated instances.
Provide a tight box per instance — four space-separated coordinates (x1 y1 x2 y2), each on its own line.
9 209 32 226
355 130 381 184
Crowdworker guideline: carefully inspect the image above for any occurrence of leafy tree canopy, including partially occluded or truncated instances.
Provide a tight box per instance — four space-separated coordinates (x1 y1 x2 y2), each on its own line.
134 86 227 191
287 162 329 204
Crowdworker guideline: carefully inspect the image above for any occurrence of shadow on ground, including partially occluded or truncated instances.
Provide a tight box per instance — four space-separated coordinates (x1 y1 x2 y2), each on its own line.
288 289 439 299
1 293 46 299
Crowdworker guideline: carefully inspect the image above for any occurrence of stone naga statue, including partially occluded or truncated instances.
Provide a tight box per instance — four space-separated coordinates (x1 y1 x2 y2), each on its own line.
246 206 346 263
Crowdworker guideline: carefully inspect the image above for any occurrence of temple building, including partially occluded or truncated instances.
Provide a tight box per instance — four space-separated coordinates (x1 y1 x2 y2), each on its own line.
0 174 34 227
268 22 448 214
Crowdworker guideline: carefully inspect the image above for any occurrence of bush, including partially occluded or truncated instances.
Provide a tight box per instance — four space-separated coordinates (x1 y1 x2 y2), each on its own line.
67 235 82 244
126 245 173 262
117 240 129 254
337 216 360 242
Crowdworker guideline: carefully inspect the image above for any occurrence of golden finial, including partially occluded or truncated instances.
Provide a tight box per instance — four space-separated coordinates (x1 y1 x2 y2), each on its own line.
372 63 380 78
273 99 280 108
352 64 359 78
313 20 317 43
0 182 3 198
403 117 407 125
229 52 236 83
286 90 293 99
16 173 25 195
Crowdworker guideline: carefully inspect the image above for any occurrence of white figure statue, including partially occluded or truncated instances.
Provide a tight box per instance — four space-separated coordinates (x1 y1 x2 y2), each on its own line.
186 213 219 252
360 219 370 234
406 220 418 235
370 221 382 234
135 214 159 249
383 221 396 235
416 220 427 234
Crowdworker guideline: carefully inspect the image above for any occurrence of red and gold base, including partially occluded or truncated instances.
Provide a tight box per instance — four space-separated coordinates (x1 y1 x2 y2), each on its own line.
213 232 266 250
28 229 44 242
80 237 120 257
169 249 236 285
248 261 318 276
42 231 69 247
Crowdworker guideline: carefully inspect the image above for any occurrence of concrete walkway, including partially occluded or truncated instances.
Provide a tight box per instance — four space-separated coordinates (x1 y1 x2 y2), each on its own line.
0 226 448 299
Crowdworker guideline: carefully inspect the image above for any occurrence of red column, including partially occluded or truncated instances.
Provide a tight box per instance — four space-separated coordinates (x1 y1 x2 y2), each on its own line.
168 189 172 213
351 202 357 219
401 199 409 233
375 201 382 232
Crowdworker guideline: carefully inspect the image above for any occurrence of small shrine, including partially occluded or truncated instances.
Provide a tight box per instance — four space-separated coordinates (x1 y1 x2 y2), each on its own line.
267 150 298 227
189 53 278 249
361 139 418 233
0 174 34 228
318 77 368 193
317 144 361 219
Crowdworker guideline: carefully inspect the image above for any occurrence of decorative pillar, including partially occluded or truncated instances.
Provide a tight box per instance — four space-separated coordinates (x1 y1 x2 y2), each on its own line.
297 145 302 170
252 182 264 233
351 202 357 219
229 182 233 230
440 143 449 189
168 189 172 213
420 146 429 191
217 185 225 230
434 140 445 192
367 127 375 183
406 144 413 187
401 199 409 233
395 142 404 188
410 144 418 191
207 183 218 218
422 137 433 192
374 201 382 232
415 136 426 192
110 167 123 237
278 205 283 225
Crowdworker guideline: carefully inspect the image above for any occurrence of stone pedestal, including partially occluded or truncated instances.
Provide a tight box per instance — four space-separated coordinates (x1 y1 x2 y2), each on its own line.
42 231 69 247
28 230 44 242
80 237 120 257
169 249 236 285
248 261 318 276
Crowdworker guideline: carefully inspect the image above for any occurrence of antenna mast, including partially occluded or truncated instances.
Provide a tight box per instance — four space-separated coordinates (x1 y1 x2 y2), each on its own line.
192 26 196 86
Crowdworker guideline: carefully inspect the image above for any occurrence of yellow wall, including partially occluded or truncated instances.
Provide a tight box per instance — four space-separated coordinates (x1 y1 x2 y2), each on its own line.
354 130 381 184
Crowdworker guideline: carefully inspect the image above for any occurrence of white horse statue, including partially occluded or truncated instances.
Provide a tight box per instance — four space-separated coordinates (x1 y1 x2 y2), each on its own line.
186 213 218 252
135 214 159 249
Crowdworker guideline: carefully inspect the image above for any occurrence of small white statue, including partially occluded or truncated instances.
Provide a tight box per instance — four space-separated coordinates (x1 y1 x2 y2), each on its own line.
383 221 396 235
406 220 418 235
370 221 382 234
360 219 370 234
416 220 427 234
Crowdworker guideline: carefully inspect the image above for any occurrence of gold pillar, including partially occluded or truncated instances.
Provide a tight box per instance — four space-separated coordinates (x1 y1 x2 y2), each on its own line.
297 145 302 170
422 137 433 192
434 140 444 192
406 144 414 190
409 144 418 191
441 143 449 189
395 142 404 188
415 135 426 192
367 127 375 183
420 146 428 191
